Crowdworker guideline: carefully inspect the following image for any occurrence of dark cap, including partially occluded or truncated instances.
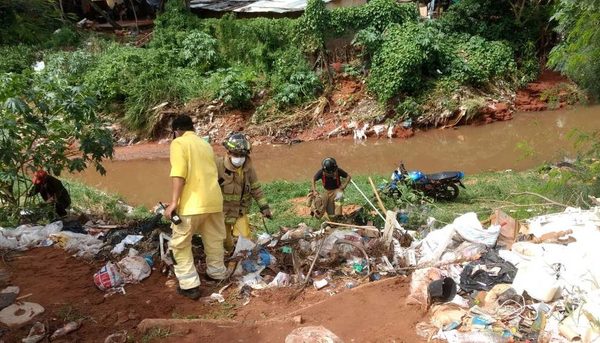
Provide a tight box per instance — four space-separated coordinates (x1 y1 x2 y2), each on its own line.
171 115 194 132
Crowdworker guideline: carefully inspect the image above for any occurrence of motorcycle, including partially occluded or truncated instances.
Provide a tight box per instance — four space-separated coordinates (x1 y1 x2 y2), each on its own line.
383 162 466 201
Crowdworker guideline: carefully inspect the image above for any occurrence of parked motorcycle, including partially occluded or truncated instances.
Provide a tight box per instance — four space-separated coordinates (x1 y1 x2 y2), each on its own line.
382 162 466 201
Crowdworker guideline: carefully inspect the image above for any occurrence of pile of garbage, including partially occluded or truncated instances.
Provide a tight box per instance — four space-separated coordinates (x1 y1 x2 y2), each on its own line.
219 218 412 298
408 207 600 343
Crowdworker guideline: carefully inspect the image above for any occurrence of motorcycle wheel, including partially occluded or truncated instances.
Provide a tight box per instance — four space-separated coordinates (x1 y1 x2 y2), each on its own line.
437 184 459 201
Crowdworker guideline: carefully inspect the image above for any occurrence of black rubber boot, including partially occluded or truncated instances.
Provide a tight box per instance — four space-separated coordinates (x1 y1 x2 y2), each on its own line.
177 286 201 300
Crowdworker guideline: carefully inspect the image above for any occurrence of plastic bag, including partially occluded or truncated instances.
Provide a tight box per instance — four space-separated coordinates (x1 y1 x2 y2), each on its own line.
407 267 443 305
111 235 143 255
454 213 500 247
94 262 124 291
117 256 151 283
418 224 456 266
320 230 363 257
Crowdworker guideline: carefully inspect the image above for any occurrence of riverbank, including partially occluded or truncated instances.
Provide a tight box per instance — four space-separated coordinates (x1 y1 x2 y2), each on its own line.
113 70 581 149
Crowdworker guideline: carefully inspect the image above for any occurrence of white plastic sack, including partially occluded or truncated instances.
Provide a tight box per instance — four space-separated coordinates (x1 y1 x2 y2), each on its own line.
50 231 103 258
320 230 363 257
418 224 456 266
454 212 500 247
117 256 151 283
233 236 256 256
511 261 559 302
0 221 62 250
111 235 143 255
268 272 291 287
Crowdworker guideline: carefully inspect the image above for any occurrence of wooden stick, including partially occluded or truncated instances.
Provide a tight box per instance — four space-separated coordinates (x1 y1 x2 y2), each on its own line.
288 236 326 301
16 293 32 301
368 177 387 214
323 221 377 230
509 192 568 208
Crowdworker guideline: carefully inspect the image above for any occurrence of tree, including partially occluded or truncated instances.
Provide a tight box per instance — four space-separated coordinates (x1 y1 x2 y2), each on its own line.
0 73 114 222
548 0 600 100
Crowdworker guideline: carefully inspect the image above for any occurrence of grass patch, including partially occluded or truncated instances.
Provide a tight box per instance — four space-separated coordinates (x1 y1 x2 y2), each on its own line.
64 179 149 223
199 301 237 320
56 304 87 322
141 327 172 343
251 167 593 232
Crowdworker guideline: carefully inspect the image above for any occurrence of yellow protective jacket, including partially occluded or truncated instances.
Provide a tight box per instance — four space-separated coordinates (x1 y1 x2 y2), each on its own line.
215 156 269 224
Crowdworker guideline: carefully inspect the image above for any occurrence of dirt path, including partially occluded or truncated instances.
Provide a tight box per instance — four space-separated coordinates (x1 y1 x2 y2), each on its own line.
2 248 425 342
148 276 426 343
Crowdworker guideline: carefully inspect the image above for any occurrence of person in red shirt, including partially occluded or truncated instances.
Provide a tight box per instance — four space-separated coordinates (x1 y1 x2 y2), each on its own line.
29 170 71 217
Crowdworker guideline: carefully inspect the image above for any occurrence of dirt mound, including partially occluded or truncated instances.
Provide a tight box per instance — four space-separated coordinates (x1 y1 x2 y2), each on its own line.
515 69 572 112
290 196 362 217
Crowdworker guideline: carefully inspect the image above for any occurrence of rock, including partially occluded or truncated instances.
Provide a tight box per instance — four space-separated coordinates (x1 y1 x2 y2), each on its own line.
292 315 303 324
22 321 46 343
285 326 343 343
0 286 19 310
0 302 44 328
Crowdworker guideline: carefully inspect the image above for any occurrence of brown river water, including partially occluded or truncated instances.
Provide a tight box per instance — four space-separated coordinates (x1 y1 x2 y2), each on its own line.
72 106 600 208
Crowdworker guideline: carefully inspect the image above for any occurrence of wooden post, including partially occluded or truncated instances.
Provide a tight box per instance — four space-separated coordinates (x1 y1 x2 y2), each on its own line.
368 177 387 214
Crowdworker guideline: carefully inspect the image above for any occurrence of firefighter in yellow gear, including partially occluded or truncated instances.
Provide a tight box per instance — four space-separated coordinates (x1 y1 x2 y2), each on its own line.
216 133 272 252
164 115 228 300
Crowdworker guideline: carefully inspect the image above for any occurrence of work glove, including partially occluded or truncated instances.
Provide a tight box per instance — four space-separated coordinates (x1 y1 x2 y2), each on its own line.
261 208 273 219
335 191 344 201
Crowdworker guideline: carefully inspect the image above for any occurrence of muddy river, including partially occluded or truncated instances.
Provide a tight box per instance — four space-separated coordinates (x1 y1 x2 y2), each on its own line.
72 106 600 208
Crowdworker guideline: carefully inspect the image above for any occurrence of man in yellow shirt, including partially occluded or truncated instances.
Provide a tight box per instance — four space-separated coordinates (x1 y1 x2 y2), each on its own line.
164 115 228 300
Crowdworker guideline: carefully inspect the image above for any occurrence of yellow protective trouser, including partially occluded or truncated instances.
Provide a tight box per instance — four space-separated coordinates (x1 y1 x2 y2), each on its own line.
323 189 343 216
170 212 228 290
224 214 251 252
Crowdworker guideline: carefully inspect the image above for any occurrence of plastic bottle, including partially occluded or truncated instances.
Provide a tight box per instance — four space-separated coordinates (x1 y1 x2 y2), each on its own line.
159 202 182 225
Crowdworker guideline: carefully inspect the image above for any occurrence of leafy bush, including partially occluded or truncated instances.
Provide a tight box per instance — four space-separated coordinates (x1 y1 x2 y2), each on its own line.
181 31 218 70
41 49 96 83
548 0 600 100
352 27 383 62
368 22 446 102
0 45 36 73
0 0 62 45
216 68 254 109
273 71 321 107
448 35 516 86
330 0 417 35
46 26 81 49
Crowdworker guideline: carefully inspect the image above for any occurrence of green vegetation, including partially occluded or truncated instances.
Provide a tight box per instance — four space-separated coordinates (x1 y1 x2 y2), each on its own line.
254 163 600 234
0 72 113 224
1 0 567 139
141 327 172 343
548 0 600 100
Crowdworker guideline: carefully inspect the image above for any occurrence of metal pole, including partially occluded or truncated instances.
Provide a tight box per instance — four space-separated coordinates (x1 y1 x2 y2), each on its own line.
351 179 385 222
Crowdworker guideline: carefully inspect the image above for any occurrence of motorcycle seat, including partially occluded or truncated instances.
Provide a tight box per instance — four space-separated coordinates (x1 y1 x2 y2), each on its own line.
426 172 463 181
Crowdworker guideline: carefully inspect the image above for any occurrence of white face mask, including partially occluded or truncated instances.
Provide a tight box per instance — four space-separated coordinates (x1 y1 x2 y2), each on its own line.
230 156 246 167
